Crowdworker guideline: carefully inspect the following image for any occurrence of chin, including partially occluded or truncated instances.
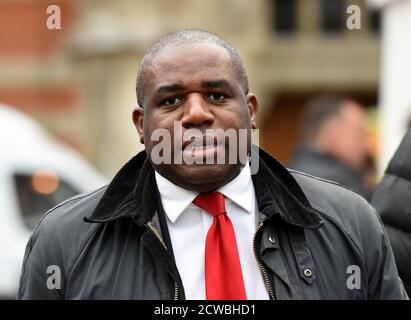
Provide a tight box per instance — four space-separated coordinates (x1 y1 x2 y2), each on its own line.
165 163 242 192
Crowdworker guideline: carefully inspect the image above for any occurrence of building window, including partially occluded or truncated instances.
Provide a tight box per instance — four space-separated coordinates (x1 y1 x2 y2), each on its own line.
321 0 345 34
272 0 297 34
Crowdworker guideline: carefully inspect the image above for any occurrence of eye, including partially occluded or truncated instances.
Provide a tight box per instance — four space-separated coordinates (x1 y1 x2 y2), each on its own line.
163 96 183 106
208 93 226 102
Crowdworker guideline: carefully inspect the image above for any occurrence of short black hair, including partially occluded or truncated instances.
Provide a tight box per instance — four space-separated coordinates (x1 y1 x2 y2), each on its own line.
302 95 346 140
136 29 249 107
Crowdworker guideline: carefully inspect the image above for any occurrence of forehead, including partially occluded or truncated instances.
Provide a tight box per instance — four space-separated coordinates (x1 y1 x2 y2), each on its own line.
146 43 237 90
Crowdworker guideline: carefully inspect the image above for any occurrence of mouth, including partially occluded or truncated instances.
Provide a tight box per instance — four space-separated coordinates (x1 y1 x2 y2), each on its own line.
181 135 221 160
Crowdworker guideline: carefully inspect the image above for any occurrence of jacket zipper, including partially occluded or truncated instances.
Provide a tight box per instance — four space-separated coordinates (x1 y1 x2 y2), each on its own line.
173 281 180 300
253 221 277 300
145 222 181 300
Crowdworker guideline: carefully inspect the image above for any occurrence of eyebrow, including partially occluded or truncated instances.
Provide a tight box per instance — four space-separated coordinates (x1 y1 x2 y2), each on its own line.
155 84 185 96
201 80 232 90
155 80 233 96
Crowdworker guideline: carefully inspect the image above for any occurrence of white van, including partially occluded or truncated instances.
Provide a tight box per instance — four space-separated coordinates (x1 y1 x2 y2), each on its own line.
0 104 106 298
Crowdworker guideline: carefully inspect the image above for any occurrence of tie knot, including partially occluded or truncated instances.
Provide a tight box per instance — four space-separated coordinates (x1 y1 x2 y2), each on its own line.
193 192 226 217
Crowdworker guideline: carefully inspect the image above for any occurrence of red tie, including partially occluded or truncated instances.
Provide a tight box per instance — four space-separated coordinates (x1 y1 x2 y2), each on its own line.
193 192 247 300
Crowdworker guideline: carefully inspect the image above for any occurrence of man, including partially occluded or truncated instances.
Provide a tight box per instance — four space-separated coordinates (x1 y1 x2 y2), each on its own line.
289 96 371 198
18 30 407 300
371 129 411 296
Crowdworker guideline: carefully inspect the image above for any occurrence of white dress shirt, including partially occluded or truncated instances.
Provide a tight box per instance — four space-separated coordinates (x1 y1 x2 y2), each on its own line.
155 164 269 300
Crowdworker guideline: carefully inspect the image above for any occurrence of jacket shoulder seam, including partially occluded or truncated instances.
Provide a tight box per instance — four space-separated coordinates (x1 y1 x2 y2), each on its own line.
43 185 108 216
28 185 106 243
288 169 366 199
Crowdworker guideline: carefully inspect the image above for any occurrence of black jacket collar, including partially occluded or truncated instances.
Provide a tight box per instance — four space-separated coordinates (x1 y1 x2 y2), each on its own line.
85 147 323 229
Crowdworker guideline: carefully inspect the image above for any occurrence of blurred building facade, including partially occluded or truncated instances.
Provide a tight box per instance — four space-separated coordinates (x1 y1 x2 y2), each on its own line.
0 0 381 178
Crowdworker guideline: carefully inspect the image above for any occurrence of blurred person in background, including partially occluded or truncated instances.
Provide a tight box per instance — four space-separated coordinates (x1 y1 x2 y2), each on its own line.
289 95 372 199
371 129 411 296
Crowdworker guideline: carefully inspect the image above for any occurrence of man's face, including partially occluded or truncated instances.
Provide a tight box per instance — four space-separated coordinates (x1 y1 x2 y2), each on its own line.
337 102 369 170
133 43 258 192
327 101 369 171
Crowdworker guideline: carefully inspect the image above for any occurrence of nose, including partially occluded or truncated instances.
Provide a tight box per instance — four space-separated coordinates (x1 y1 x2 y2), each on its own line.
181 94 214 129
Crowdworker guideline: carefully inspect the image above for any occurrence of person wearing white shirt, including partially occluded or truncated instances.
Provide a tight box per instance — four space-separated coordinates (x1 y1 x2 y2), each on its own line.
155 163 269 300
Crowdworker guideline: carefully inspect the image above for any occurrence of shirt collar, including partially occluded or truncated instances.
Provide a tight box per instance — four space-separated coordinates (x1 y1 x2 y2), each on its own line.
85 147 323 229
155 163 254 224
218 163 254 214
155 171 198 223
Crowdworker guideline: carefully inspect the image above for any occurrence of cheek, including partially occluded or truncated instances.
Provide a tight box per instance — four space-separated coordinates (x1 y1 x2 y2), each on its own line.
235 115 252 131
143 117 179 150
219 105 251 128
143 115 159 148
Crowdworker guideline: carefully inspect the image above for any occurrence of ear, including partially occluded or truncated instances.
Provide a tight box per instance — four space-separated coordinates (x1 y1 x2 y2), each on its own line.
132 106 145 144
246 93 259 129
